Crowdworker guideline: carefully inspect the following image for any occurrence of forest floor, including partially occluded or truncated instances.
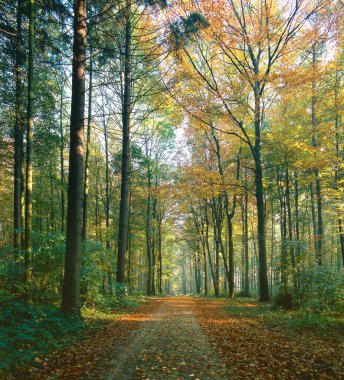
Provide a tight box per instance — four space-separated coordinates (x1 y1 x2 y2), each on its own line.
7 296 344 380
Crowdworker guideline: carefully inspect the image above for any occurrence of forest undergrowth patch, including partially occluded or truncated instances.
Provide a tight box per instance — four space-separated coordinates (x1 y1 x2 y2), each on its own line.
0 293 148 379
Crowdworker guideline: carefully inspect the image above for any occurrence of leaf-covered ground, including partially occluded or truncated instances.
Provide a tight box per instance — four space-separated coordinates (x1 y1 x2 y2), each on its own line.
6 296 344 379
194 298 344 379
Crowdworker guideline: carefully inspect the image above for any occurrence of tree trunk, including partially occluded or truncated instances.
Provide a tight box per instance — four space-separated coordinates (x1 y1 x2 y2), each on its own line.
24 0 35 285
82 51 93 241
311 43 323 266
254 87 270 301
146 163 152 295
14 0 24 258
104 112 112 295
61 0 87 315
244 170 249 297
334 69 344 266
294 173 301 272
214 223 220 297
310 182 317 255
116 0 131 283
59 90 65 232
286 168 295 273
204 202 216 294
157 218 163 293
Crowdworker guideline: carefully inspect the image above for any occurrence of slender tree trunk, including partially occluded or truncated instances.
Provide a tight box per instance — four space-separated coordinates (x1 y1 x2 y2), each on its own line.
24 0 35 285
203 233 208 295
204 202 216 293
285 168 297 291
146 163 152 295
311 43 323 266
254 87 270 301
59 90 65 232
277 168 287 290
294 173 300 271
270 200 275 297
214 223 220 297
151 196 157 295
310 182 317 255
116 0 131 283
14 0 24 258
244 170 249 297
61 0 87 315
82 51 93 241
193 211 208 295
157 218 163 293
334 70 344 266
104 116 112 295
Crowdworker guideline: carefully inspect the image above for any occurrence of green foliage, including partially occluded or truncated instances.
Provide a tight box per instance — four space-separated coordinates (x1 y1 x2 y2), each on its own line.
296 267 344 311
169 12 210 51
183 13 210 35
81 240 103 304
224 298 344 335
0 300 85 372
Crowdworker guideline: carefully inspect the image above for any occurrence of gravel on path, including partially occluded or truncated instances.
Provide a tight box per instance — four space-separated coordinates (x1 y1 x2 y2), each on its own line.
85 297 229 380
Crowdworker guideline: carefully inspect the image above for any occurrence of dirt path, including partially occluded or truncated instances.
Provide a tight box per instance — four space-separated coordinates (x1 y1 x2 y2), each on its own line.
85 297 228 379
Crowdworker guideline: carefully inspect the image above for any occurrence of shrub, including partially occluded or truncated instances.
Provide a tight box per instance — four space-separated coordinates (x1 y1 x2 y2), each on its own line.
274 290 294 310
297 267 344 311
0 300 85 372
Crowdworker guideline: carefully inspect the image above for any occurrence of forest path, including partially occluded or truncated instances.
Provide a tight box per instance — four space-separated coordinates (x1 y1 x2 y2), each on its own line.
85 296 228 379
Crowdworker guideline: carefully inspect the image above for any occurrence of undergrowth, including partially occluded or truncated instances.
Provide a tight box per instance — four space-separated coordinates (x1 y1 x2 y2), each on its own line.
224 297 344 335
0 289 145 375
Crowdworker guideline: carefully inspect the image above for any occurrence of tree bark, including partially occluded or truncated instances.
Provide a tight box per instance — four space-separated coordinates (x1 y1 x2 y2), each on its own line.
14 0 24 259
82 50 93 241
116 0 131 283
59 90 65 232
244 172 249 297
254 87 270 301
311 43 323 266
61 0 87 315
24 0 35 285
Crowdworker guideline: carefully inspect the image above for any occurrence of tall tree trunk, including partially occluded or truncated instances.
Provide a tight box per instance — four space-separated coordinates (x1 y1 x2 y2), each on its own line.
196 215 208 295
104 115 112 295
146 163 152 295
202 224 208 296
61 0 87 315
116 0 131 283
151 195 157 295
285 168 297 290
334 69 344 265
157 218 163 293
277 168 287 290
244 175 249 297
59 90 65 232
310 182 317 256
204 202 216 293
294 173 301 272
311 43 323 266
254 87 270 301
82 51 93 241
24 0 35 285
270 199 275 296
214 223 220 297
14 0 24 258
